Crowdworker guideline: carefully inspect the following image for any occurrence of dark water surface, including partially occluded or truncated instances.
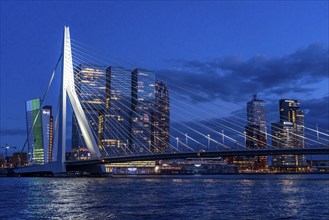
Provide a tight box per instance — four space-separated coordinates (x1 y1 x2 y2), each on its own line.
0 175 328 219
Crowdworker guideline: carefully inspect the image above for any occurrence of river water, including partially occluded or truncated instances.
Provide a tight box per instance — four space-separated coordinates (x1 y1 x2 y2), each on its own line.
0 175 328 219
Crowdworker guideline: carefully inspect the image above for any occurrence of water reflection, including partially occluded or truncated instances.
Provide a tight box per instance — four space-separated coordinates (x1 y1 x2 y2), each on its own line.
1 177 328 219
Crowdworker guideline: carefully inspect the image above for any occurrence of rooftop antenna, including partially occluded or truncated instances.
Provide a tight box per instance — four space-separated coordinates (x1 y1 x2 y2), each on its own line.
253 93 257 101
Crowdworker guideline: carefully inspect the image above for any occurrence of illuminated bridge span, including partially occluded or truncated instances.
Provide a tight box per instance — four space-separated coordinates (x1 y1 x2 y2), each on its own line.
14 26 329 175
66 148 329 166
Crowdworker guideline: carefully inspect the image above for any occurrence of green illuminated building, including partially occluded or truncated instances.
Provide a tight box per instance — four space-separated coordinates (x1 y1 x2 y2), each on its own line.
26 98 44 164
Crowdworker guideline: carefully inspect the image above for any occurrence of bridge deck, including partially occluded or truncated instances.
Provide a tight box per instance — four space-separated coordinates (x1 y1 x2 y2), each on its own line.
66 148 329 166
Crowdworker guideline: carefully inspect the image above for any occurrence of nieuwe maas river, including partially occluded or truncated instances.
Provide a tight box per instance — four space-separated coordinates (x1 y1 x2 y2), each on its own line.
0 175 328 219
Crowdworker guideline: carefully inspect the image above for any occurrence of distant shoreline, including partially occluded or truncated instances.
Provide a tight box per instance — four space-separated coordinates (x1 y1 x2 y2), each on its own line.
1 170 329 179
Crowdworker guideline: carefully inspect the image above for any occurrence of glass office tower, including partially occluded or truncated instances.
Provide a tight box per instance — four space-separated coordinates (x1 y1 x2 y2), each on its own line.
151 81 170 153
244 94 267 169
26 98 44 164
130 69 155 154
102 66 132 156
71 64 106 152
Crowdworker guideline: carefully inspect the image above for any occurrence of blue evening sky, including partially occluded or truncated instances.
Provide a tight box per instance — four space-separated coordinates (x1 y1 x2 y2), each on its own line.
0 1 328 151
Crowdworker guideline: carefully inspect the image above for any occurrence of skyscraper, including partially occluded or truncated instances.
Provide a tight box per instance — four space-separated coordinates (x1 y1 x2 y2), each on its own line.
245 94 267 149
26 98 44 164
130 68 155 154
26 100 53 164
244 94 267 169
279 99 305 149
271 121 295 166
271 99 305 168
102 66 132 155
41 106 53 163
71 64 106 152
151 81 170 153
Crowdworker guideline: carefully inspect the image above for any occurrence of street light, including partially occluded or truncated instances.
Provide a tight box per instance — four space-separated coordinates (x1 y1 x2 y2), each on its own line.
207 134 210 151
176 137 179 151
1 144 16 166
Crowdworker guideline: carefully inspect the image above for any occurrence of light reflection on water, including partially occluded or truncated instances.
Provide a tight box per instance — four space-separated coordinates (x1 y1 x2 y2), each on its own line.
0 176 328 219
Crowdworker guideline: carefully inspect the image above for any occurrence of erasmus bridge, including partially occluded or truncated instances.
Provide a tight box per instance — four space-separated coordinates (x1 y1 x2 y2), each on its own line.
14 27 329 175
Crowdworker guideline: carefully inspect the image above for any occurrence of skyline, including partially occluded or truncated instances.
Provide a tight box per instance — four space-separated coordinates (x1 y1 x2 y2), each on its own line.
0 1 328 151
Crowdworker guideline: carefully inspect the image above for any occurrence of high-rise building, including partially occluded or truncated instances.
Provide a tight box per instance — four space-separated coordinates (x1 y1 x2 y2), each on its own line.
244 94 267 169
71 64 106 152
41 106 53 163
271 121 297 166
271 99 305 168
130 68 155 154
26 99 53 164
245 94 267 149
102 66 132 155
26 99 44 164
279 99 305 149
151 81 170 153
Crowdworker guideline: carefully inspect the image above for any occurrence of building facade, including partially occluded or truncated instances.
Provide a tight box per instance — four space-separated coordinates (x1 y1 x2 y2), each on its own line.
26 99 54 164
41 106 53 163
130 69 155 154
71 64 106 153
271 99 305 168
151 81 170 153
26 98 44 164
279 99 305 149
245 94 267 148
101 66 132 156
244 95 267 169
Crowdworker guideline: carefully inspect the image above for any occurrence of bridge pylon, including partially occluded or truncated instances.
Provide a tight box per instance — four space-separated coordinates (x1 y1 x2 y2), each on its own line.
14 27 104 175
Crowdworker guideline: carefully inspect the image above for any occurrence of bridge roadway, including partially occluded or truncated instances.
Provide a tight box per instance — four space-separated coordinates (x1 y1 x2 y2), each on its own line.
66 148 329 167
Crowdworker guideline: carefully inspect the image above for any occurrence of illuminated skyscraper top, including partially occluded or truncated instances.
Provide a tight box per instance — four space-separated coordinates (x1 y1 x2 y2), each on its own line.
247 94 266 133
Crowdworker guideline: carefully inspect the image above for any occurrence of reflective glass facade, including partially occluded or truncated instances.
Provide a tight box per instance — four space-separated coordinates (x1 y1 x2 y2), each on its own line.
26 98 44 164
72 64 106 150
130 69 155 154
151 81 170 153
102 66 132 155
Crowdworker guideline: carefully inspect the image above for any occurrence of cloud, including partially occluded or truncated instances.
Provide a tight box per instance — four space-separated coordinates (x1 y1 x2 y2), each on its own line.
303 95 329 130
0 128 26 136
157 43 328 103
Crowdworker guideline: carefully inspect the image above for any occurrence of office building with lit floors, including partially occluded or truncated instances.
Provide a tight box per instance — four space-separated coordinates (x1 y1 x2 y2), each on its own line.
26 99 44 164
102 66 132 156
244 94 268 170
41 106 54 163
26 99 54 164
271 99 305 170
151 81 170 153
130 68 155 154
71 64 106 154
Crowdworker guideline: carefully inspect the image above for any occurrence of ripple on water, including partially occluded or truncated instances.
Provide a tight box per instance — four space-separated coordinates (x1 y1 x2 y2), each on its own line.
0 177 328 219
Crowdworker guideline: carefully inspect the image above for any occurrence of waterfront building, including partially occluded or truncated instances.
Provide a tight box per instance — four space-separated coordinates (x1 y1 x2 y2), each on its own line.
279 99 305 149
130 68 155 154
151 81 170 153
41 106 53 163
71 64 106 152
26 98 44 164
26 99 54 164
272 99 305 168
244 94 267 169
7 152 28 167
102 66 132 155
271 121 296 166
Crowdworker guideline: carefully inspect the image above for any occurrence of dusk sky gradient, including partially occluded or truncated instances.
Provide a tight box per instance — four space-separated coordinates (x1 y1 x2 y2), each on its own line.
0 1 328 152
